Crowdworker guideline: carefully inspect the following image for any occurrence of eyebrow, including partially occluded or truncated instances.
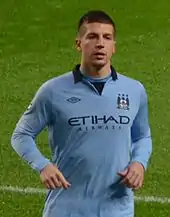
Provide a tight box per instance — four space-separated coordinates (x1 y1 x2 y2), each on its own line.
87 32 113 36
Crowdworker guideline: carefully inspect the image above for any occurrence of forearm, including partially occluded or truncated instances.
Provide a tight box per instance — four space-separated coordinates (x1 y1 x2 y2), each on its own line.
131 136 152 170
11 131 50 172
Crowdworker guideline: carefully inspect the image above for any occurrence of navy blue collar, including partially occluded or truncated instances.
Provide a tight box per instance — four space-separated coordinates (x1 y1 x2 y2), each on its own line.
72 64 117 83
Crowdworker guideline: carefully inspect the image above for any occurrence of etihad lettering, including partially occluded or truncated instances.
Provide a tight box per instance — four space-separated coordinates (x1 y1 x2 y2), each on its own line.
68 115 130 126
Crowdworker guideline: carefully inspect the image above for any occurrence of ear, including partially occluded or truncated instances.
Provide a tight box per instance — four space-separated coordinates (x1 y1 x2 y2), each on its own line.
75 38 82 52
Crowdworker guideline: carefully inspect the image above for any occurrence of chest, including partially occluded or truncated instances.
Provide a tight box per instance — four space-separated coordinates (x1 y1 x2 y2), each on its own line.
50 82 140 131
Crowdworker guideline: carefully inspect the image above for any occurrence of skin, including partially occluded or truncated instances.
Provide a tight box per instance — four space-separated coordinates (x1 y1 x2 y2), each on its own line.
118 162 145 190
76 22 116 78
40 164 71 189
40 22 145 191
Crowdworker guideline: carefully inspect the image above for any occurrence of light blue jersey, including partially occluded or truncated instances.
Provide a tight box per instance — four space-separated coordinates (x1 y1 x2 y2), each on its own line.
11 65 152 217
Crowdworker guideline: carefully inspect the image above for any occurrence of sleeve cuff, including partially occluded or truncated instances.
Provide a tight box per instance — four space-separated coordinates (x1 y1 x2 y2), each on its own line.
29 158 51 173
130 159 148 171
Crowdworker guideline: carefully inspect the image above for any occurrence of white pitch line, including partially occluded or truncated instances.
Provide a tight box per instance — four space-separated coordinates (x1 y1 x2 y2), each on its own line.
0 185 47 194
134 195 170 204
0 185 170 204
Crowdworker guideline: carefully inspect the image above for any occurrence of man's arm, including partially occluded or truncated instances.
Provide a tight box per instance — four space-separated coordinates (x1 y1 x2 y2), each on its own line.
11 83 51 172
118 83 152 190
131 84 152 170
11 83 71 189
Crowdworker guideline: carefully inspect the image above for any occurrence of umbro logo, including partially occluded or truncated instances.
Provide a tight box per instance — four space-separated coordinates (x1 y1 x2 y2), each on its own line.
67 97 81 103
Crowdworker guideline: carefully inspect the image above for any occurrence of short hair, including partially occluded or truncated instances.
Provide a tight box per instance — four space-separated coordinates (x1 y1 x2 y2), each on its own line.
78 10 116 35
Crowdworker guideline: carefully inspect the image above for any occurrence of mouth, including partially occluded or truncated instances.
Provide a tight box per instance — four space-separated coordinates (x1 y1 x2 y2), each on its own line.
94 52 105 56
93 52 106 59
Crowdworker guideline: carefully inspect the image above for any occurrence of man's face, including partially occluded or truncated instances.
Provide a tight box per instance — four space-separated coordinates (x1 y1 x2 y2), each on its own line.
76 22 116 68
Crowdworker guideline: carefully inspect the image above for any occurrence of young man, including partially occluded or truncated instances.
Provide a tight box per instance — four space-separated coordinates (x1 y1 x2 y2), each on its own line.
11 10 152 217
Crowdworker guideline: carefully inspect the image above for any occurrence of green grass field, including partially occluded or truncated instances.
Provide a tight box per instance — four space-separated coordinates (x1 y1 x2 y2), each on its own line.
1 0 170 216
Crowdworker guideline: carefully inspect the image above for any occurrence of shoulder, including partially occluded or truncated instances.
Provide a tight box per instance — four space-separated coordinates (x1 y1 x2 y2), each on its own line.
117 72 146 94
31 71 73 103
116 72 148 108
37 71 73 93
42 71 73 89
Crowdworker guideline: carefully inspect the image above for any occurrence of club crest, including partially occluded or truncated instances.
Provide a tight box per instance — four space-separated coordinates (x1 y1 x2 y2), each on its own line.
117 94 129 110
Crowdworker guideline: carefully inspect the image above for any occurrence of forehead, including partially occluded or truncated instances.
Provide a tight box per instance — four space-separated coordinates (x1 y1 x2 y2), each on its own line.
80 22 114 36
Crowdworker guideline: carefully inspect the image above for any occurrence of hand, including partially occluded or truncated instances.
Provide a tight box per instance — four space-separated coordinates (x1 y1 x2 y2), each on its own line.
40 163 71 189
118 162 145 190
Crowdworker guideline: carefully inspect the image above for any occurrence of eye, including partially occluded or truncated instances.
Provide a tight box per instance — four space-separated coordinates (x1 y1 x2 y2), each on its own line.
86 33 98 39
104 35 113 40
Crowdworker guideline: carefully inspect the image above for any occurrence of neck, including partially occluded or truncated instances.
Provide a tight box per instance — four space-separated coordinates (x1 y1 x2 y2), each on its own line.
80 62 111 78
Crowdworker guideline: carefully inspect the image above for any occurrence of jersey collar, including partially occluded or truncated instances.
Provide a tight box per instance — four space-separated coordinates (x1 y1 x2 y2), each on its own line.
72 64 118 83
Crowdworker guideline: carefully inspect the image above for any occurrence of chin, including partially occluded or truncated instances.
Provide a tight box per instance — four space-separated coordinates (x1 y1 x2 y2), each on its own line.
91 60 106 68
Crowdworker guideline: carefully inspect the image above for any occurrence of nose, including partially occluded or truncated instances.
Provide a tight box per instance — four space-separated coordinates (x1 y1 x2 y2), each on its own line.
96 36 104 48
